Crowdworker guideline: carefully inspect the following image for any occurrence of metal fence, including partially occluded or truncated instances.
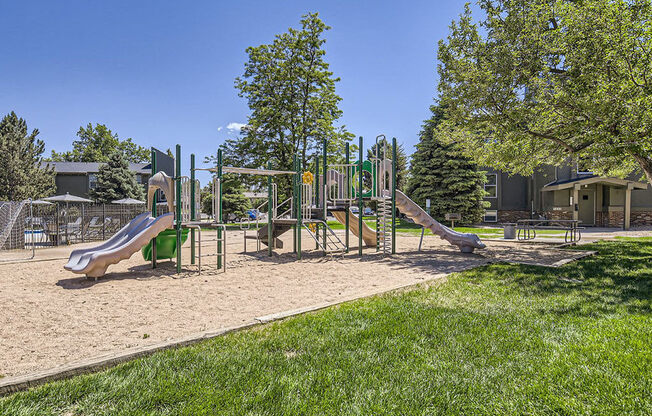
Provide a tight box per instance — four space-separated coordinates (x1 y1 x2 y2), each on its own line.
29 203 150 247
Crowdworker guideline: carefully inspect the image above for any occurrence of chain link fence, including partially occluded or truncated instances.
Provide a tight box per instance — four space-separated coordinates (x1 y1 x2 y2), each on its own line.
0 201 153 262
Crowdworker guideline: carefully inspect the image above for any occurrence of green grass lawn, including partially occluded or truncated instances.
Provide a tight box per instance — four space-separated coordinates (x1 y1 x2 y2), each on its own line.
2 239 650 414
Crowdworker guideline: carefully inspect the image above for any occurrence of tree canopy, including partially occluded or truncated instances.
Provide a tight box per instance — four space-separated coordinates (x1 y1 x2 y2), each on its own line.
437 0 652 186
0 112 55 200
407 105 488 224
224 12 353 195
50 123 149 163
89 152 145 203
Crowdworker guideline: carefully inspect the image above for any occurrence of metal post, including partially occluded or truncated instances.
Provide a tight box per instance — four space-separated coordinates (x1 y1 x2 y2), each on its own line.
102 203 106 241
315 156 320 249
190 154 196 264
56 204 59 246
392 137 397 254
81 204 85 243
217 149 223 269
345 142 350 253
358 136 363 256
322 138 327 252
175 144 182 273
293 154 297 253
150 149 157 268
267 161 273 257
297 155 302 260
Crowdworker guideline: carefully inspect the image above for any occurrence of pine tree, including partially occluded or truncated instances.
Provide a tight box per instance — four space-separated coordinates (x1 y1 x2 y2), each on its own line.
90 152 145 203
407 105 488 224
0 112 55 200
200 175 251 220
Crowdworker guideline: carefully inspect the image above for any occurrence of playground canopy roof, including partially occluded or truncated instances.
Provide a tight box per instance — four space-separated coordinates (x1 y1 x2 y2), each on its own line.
197 166 296 176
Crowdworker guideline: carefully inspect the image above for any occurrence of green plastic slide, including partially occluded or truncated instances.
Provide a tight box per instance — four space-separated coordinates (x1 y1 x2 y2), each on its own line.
141 228 189 261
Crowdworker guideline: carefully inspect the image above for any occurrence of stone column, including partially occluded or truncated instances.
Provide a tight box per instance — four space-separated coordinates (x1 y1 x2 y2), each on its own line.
624 183 633 230
573 183 580 222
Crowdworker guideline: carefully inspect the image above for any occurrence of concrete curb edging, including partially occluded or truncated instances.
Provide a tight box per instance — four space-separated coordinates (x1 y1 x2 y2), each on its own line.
0 276 446 397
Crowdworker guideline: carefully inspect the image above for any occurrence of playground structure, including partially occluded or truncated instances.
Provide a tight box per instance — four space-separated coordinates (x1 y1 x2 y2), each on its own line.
64 136 485 278
209 134 485 259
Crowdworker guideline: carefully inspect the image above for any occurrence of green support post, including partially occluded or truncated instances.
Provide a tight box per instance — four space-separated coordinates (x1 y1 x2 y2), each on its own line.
358 136 363 257
392 137 397 254
293 154 297 254
296 155 302 260
190 154 196 265
150 149 157 269
322 138 327 253
345 142 350 253
175 144 182 273
314 156 320 249
267 161 273 257
217 149 223 269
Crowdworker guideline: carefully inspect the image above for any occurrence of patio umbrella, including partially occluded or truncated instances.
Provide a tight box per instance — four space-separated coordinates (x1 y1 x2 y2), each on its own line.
31 200 54 205
42 193 93 244
111 198 145 205
43 192 93 204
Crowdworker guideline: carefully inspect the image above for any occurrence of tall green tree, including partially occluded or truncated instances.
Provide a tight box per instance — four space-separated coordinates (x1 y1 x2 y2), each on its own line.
407 105 488 224
437 0 652 186
367 138 409 192
0 112 55 200
50 123 149 163
89 152 145 203
200 175 250 220
227 12 353 195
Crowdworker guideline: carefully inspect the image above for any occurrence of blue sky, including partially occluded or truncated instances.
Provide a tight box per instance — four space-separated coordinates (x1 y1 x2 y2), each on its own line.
1 0 473 181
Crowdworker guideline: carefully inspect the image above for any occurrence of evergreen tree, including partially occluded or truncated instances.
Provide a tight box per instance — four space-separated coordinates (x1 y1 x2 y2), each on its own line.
407 105 488 224
0 112 55 200
200 175 250 220
367 138 409 192
89 152 145 203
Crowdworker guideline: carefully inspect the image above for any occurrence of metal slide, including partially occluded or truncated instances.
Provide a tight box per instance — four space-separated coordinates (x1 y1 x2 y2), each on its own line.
394 190 485 253
64 212 174 278
331 209 377 247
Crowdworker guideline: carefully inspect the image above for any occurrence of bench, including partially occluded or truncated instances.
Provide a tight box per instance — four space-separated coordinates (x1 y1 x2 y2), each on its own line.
516 219 584 243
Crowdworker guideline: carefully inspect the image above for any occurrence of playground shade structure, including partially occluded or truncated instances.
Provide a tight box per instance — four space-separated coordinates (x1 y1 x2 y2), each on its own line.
331 209 377 247
64 212 174 278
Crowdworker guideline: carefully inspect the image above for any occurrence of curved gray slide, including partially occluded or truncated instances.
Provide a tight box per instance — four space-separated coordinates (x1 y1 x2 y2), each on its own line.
395 190 485 253
64 212 174 278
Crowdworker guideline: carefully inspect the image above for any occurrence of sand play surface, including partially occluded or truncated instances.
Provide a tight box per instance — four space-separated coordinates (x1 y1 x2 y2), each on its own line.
0 229 591 378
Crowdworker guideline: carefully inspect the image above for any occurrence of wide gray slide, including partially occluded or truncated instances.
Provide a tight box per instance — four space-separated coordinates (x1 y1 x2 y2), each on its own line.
64 212 174 278
394 190 485 253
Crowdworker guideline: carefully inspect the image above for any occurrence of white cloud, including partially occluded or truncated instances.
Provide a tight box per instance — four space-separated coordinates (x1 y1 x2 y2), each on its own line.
227 122 247 132
217 126 223 131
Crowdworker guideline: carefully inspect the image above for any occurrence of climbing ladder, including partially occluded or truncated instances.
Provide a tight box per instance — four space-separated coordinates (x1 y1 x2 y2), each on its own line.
304 220 346 254
377 196 392 255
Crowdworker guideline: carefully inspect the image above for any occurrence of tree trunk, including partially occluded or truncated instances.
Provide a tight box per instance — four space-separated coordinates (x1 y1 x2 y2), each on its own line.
633 154 652 188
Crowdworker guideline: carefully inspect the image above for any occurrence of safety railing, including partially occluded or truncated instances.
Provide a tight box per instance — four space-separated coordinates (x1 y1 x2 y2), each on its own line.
302 183 313 220
180 176 200 224
325 164 356 202
275 197 293 219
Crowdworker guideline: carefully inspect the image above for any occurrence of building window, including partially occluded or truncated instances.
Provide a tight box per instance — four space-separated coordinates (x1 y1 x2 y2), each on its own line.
88 173 98 190
577 158 594 174
135 174 142 184
484 210 498 222
485 173 497 198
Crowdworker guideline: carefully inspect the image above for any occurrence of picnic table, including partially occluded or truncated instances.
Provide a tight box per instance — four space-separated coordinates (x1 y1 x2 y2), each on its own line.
516 219 583 243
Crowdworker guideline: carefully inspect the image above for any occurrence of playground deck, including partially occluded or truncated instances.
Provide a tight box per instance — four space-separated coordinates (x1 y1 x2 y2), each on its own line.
1 230 595 379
